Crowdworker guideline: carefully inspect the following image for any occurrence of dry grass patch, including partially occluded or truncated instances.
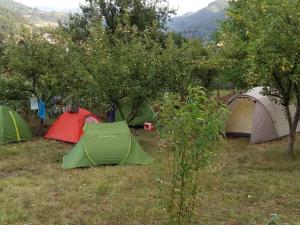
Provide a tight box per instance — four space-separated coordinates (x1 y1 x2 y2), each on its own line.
1 131 300 224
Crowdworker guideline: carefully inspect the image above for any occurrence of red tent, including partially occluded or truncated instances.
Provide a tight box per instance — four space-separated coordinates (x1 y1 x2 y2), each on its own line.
45 108 100 143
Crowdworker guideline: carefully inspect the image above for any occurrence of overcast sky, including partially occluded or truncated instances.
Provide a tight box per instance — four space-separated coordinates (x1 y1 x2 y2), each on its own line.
14 0 216 15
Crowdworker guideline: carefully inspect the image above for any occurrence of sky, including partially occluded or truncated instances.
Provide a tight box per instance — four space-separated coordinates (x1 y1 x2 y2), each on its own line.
14 0 216 15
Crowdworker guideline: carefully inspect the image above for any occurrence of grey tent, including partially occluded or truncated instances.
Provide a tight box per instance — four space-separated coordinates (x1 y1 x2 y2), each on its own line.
225 87 300 143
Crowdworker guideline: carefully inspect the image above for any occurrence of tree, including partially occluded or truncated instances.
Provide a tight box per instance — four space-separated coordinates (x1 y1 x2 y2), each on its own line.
1 30 71 126
159 36 221 99
63 0 174 42
159 87 227 224
65 25 223 122
190 43 223 90
66 24 163 121
219 0 300 155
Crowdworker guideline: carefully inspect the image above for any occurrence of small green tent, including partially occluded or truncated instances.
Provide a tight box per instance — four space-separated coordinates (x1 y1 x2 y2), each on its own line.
0 105 33 144
115 100 156 126
62 121 152 169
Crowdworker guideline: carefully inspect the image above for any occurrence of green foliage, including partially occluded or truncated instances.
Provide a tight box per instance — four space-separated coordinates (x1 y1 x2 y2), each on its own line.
219 0 300 96
56 0 180 118
159 87 227 224
159 37 222 98
1 30 71 105
64 24 222 119
64 0 174 42
64 24 163 116
0 0 226 126
219 0 300 154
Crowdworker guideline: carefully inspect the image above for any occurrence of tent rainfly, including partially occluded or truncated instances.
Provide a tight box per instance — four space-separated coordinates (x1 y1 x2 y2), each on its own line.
62 121 152 169
225 87 300 144
0 105 33 144
45 108 100 143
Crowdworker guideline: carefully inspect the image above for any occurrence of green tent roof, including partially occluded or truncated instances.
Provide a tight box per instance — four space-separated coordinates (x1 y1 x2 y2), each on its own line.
62 121 152 169
0 105 33 144
115 100 156 126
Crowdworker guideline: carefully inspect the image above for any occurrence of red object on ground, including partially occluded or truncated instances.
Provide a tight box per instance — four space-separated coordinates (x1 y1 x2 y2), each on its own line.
144 122 155 131
45 108 100 143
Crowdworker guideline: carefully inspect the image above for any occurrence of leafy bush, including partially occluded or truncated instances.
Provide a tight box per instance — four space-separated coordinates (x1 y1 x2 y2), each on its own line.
159 87 227 224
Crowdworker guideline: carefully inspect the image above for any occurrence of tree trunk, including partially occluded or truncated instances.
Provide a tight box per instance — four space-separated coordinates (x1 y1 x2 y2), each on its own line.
285 100 300 157
285 105 295 156
39 118 44 134
288 130 296 157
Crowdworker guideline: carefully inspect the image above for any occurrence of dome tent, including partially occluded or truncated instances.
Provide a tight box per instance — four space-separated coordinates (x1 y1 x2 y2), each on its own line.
0 105 33 144
225 87 300 144
45 108 100 143
62 121 152 169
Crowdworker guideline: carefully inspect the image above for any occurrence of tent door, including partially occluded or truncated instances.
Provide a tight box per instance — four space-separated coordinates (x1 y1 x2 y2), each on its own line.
225 98 256 135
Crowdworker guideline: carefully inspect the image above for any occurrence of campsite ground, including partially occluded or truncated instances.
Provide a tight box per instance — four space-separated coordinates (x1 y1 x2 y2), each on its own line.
1 131 300 225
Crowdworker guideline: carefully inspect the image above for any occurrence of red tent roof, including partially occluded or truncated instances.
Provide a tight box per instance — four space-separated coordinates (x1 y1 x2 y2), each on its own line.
45 108 100 143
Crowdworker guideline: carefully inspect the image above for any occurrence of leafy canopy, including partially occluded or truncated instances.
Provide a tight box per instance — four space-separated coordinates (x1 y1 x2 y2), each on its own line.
64 0 174 42
1 31 71 103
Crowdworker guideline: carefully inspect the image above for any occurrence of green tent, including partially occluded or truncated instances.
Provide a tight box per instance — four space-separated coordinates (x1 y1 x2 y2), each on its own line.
115 100 156 126
0 105 33 144
63 121 152 169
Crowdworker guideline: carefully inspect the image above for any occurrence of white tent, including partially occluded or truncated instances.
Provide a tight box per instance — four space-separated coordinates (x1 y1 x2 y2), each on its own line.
225 87 300 144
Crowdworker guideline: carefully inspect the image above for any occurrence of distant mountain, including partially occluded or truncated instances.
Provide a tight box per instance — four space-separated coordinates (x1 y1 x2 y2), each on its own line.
168 0 228 40
35 6 80 14
0 0 68 28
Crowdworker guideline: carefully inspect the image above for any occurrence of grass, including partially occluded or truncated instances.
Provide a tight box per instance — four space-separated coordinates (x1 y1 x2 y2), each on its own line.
1 131 300 225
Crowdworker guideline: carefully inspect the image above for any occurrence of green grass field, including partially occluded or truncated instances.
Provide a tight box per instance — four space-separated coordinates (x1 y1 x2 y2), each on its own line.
1 131 300 225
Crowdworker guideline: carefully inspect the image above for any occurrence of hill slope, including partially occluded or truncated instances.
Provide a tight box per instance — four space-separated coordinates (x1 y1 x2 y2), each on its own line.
0 0 68 28
0 6 26 35
168 0 228 40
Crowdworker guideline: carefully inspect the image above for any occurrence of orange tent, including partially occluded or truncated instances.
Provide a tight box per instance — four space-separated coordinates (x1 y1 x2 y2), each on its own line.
45 108 100 143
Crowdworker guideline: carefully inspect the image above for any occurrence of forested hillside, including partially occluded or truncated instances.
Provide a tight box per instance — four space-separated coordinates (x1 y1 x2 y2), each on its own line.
0 0 68 29
168 0 228 40
0 6 26 35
